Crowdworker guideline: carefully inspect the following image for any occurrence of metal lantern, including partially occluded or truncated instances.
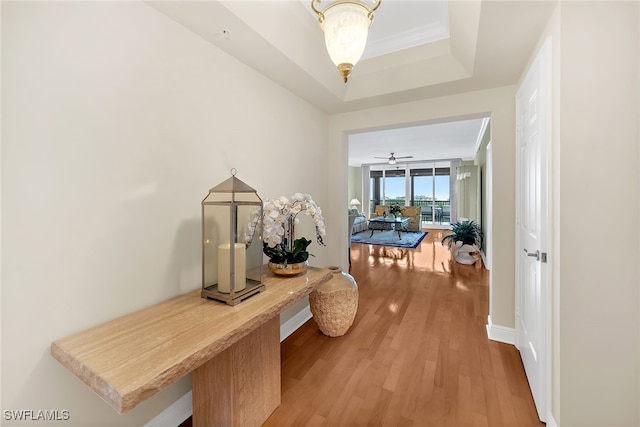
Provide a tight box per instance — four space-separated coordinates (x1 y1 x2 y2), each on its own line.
201 169 264 305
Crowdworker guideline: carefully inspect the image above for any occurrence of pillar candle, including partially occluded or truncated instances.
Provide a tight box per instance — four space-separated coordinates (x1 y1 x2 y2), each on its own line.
217 243 246 293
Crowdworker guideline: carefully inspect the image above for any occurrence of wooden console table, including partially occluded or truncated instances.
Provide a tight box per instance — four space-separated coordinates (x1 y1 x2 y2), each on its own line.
51 267 332 426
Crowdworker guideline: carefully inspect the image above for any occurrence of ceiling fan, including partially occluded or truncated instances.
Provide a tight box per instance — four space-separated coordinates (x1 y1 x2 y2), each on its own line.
374 152 413 165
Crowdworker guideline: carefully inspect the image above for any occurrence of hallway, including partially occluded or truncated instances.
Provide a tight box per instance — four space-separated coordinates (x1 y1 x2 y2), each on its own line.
264 229 543 426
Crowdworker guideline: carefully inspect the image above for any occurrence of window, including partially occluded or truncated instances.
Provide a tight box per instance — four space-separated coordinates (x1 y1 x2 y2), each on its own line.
370 162 451 224
369 168 405 214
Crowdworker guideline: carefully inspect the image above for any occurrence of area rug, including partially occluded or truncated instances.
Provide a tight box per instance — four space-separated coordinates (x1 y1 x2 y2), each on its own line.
350 230 428 249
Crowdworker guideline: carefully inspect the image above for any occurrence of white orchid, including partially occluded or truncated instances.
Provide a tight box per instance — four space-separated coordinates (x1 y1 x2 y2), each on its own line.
245 193 326 263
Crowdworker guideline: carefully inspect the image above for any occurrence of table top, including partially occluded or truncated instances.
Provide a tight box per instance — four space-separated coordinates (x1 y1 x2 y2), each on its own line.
369 216 410 224
51 267 333 414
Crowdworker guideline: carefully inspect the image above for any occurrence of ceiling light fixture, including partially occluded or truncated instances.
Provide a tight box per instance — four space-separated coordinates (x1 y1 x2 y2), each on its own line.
374 152 413 165
311 0 381 83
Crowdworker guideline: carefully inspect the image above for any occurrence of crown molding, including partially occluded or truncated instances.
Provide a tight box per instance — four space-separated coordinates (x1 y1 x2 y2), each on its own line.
362 21 449 59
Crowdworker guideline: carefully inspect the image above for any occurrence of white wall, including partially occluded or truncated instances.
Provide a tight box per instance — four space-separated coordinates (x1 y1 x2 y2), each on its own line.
347 166 363 210
328 87 516 327
1 2 330 426
523 2 640 425
557 2 639 425
456 161 479 222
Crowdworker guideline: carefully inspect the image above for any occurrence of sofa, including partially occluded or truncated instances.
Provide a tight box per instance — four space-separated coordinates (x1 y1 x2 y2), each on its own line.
373 205 422 232
348 209 368 234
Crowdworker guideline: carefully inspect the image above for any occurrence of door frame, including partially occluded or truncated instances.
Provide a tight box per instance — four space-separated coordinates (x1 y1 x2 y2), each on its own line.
515 36 553 423
484 141 492 270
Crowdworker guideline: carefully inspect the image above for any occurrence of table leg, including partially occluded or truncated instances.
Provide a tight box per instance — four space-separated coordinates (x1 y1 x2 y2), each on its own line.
192 316 280 427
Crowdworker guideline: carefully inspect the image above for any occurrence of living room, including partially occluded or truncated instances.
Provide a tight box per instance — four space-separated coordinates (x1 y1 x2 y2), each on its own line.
347 116 489 241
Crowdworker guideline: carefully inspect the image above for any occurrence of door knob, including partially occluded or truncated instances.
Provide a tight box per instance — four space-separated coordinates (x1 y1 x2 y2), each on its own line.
523 249 540 261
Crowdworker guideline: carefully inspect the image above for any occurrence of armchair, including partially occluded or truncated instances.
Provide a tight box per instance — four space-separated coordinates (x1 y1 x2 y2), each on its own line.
349 209 367 234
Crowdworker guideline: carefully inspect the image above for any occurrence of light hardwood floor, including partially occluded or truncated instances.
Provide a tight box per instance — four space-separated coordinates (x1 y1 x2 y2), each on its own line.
263 229 543 427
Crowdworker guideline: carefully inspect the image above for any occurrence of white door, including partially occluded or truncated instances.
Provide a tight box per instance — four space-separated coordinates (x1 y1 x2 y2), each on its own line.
515 38 551 422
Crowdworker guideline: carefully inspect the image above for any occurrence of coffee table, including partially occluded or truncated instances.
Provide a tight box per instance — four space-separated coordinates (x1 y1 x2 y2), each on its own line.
368 216 410 239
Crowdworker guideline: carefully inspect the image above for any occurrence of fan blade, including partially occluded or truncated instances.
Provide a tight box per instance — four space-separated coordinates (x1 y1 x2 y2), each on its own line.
396 156 413 159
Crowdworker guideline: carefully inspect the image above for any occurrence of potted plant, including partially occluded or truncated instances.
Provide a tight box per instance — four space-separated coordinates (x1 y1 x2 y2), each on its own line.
247 193 326 276
388 203 403 217
262 236 314 265
441 220 482 265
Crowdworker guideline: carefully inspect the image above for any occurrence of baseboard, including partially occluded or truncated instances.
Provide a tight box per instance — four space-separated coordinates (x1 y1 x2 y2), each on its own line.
480 250 490 270
145 305 313 426
280 304 313 341
485 315 516 345
546 412 558 427
144 390 192 427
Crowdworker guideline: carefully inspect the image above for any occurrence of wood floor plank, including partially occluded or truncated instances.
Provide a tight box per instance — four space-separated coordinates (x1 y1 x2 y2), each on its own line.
262 229 543 427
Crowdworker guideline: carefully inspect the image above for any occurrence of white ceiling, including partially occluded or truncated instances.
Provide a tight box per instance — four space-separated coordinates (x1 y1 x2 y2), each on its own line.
302 0 451 60
349 117 488 166
146 0 556 163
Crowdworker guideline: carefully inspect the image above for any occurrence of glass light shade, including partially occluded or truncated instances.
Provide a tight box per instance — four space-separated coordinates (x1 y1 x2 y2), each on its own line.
321 3 371 70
